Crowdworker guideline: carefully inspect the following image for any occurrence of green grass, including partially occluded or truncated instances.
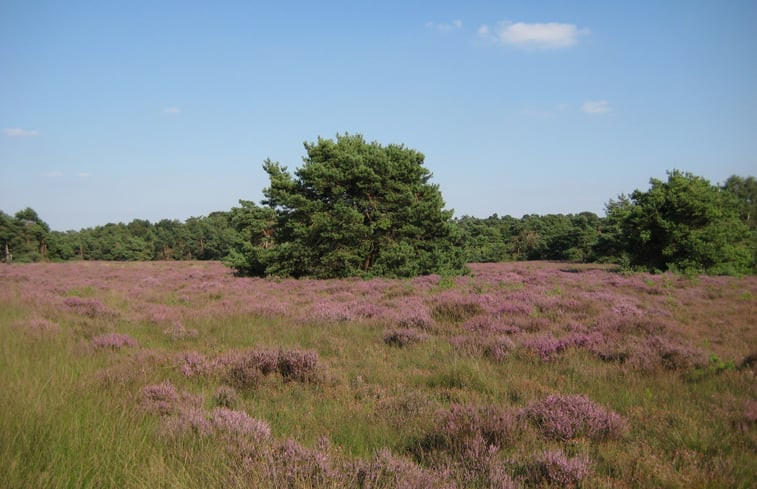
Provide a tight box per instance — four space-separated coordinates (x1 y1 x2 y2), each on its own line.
1 261 755 488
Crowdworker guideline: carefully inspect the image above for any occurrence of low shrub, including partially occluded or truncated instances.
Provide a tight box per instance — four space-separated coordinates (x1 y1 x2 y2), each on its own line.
524 394 626 441
383 328 427 347
91 333 138 350
523 450 591 487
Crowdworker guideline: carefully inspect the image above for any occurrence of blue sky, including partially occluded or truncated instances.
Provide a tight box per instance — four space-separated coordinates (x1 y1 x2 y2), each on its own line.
1 1 756 231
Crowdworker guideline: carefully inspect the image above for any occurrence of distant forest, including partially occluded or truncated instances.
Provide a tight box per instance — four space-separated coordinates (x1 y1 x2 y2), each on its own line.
2 172 755 276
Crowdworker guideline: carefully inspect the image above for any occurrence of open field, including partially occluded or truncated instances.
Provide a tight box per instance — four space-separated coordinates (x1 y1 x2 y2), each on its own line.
1 261 755 488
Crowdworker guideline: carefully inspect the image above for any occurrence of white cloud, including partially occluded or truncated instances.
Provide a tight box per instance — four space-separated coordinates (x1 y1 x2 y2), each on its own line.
161 107 181 115
43 171 64 178
3 128 39 137
78 172 92 177
426 19 463 32
581 100 613 114
478 21 589 49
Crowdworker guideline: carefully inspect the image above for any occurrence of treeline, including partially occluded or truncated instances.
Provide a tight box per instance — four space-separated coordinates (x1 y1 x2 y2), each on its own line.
0 209 239 263
2 172 756 275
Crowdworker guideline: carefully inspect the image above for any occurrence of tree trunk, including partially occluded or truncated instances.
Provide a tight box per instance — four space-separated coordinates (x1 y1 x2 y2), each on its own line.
4 241 10 263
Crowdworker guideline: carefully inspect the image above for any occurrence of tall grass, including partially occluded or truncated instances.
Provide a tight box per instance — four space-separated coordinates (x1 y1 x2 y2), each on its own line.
0 261 755 488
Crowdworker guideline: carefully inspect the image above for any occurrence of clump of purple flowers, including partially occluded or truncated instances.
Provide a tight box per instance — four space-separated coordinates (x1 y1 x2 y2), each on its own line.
226 348 321 386
92 332 138 350
213 385 240 409
277 349 320 382
449 335 514 362
63 296 111 318
524 394 626 441
525 450 592 487
264 438 335 487
383 328 427 347
422 403 520 458
163 320 198 340
142 380 181 415
352 448 457 489
180 351 215 377
209 407 272 443
462 315 521 335
521 332 603 361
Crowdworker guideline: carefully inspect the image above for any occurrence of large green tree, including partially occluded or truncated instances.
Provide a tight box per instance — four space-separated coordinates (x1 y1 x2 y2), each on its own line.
605 170 754 274
231 134 466 278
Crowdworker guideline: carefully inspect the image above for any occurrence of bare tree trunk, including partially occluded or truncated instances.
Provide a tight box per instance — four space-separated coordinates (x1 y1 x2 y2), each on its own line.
4 241 10 263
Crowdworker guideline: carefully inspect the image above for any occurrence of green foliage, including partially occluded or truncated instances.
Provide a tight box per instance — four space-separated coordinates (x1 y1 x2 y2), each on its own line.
457 211 602 263
604 170 755 274
2 168 755 277
232 134 466 278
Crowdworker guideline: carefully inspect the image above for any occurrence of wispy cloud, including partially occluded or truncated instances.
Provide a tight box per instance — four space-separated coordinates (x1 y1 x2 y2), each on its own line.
426 19 462 32
78 172 92 177
581 100 613 114
478 21 589 49
3 128 39 137
161 107 182 115
43 171 64 178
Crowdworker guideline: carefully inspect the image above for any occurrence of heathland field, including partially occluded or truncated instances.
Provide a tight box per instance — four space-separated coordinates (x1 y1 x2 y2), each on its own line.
1 261 755 488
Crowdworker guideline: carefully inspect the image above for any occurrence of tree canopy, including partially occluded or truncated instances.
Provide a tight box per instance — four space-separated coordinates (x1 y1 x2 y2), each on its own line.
229 134 466 278
604 170 755 274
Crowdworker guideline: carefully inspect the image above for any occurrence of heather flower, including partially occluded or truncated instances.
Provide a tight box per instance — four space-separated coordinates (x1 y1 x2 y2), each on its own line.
525 450 591 487
524 394 626 440
433 291 484 323
160 407 213 438
265 439 335 487
278 349 320 383
522 332 603 361
63 296 110 318
423 403 520 458
142 381 180 415
309 300 354 322
449 335 514 362
92 332 138 350
227 361 265 389
14 316 60 334
383 328 427 347
647 335 707 370
352 448 457 489
462 315 521 335
209 408 271 443
484 336 515 362
163 320 198 340
180 351 214 377
388 298 435 329
213 385 240 409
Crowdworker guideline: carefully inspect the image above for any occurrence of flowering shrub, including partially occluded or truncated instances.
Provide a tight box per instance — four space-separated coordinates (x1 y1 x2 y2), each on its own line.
352 448 457 489
142 381 181 415
63 296 111 318
180 351 214 377
277 349 320 382
264 439 335 488
420 403 520 459
91 333 138 350
163 320 198 340
383 328 427 347
525 450 591 487
14 316 60 334
433 291 484 323
524 394 626 441
449 335 514 362
209 408 271 443
521 332 603 361
213 385 240 409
